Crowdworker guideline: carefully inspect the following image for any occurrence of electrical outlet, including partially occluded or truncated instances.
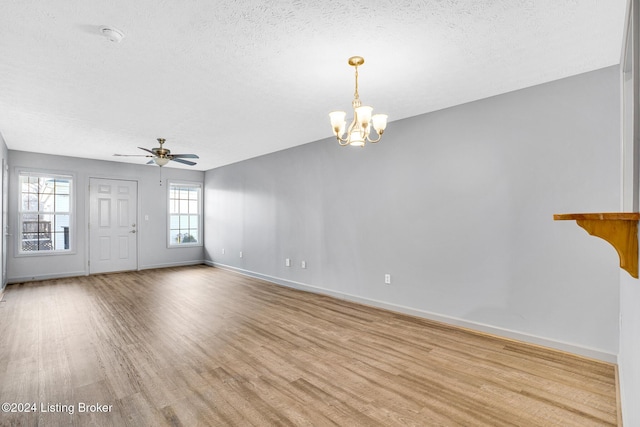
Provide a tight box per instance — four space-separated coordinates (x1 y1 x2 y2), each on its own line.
239 251 243 258
384 274 391 285
285 258 291 267
222 248 225 254
301 261 306 269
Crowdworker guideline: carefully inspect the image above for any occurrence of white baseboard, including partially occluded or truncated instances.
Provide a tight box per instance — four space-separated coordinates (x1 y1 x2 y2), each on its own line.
207 261 617 364
7 260 206 284
139 260 205 270
7 270 88 284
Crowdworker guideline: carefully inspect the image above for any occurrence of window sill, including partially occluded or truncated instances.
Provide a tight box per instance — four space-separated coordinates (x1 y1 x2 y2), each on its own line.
168 244 203 249
15 249 76 258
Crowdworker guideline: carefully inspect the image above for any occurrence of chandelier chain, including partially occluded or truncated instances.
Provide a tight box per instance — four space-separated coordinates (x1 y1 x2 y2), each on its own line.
354 66 359 100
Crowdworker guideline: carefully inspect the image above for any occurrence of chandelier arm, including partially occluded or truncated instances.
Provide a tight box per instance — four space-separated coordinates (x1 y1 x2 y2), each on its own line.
335 117 362 146
348 117 357 132
337 137 351 146
366 131 383 143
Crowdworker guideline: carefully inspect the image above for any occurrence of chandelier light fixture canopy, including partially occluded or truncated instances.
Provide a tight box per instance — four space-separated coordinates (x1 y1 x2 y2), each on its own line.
329 56 388 147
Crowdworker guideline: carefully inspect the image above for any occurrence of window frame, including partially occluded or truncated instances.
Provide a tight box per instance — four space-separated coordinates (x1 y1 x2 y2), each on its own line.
167 181 203 248
16 169 76 257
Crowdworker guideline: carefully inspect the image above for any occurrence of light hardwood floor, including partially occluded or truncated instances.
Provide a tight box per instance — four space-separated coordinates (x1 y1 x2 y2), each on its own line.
0 265 619 426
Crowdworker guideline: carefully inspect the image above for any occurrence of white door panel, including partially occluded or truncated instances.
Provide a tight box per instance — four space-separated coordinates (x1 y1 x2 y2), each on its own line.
89 178 137 274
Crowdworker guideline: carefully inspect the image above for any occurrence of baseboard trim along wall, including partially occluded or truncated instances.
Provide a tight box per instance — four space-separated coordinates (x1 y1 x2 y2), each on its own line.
7 270 88 284
7 260 206 284
207 261 617 364
139 259 206 271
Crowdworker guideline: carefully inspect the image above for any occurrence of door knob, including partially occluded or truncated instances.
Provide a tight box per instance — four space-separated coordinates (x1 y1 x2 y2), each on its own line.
129 230 136 234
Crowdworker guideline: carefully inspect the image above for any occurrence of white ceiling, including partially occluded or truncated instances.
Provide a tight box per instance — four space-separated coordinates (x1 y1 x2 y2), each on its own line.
0 0 628 171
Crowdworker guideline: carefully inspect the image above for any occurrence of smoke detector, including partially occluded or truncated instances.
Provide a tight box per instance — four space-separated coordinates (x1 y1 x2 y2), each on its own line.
100 26 124 43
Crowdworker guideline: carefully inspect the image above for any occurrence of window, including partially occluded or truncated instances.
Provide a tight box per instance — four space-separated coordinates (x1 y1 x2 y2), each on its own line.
168 182 202 247
19 171 73 254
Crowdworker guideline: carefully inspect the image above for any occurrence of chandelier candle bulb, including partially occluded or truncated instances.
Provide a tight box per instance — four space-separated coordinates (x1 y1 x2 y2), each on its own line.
356 106 373 128
329 111 347 136
372 114 388 133
329 56 388 147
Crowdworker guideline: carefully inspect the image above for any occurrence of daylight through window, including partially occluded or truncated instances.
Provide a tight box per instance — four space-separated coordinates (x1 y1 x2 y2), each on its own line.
169 183 202 246
19 172 73 253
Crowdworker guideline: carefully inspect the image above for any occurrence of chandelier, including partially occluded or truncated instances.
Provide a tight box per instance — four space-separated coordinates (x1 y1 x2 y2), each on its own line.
329 56 388 147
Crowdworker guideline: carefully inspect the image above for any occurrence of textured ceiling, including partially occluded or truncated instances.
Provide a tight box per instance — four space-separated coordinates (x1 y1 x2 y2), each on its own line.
0 0 628 171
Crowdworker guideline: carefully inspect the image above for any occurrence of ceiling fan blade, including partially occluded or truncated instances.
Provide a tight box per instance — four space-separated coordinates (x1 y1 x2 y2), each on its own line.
146 159 155 165
113 154 153 157
170 154 199 159
138 147 156 155
171 158 197 166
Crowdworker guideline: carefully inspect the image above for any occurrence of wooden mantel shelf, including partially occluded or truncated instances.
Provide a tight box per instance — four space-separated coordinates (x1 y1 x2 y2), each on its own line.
554 212 640 278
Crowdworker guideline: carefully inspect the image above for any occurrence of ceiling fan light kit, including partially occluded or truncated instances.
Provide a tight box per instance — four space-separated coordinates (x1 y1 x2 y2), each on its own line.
154 157 170 166
329 56 388 147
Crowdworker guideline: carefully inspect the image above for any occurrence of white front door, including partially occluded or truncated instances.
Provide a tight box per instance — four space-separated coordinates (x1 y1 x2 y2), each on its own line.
89 178 138 274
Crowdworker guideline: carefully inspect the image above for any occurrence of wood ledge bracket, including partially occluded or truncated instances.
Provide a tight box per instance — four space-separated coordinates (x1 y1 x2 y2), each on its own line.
554 213 640 278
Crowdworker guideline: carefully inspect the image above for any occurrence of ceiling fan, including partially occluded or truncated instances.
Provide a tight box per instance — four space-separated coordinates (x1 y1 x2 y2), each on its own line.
114 138 199 166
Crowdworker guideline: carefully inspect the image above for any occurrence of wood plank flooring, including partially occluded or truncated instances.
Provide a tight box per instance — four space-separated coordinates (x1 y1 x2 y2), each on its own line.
0 265 618 426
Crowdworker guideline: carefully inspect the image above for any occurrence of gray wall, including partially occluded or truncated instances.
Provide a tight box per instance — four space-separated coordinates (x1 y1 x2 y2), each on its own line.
204 66 621 360
8 151 204 282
